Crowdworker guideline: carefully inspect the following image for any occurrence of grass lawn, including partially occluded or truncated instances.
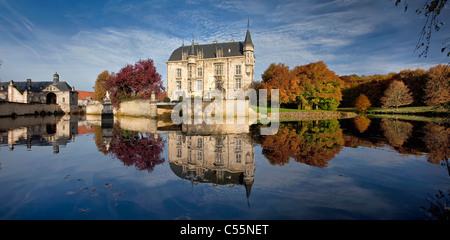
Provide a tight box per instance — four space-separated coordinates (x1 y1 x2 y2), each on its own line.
338 106 449 114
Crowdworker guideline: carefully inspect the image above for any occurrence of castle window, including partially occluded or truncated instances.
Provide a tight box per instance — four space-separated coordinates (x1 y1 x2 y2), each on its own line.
215 152 224 165
177 148 182 158
189 65 193 78
196 80 202 92
197 138 203 148
235 65 241 75
176 68 182 78
176 81 182 91
196 151 203 161
235 153 242 163
235 138 242 151
197 68 202 77
215 64 223 76
235 78 242 89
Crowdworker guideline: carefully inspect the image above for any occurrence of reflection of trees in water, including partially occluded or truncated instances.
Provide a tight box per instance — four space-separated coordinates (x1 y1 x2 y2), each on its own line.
94 123 166 172
353 115 371 133
94 125 108 155
422 190 450 220
259 120 344 168
380 118 413 147
422 122 449 173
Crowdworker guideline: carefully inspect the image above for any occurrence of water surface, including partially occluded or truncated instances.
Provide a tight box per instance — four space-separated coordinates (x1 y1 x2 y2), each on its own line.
0 115 448 220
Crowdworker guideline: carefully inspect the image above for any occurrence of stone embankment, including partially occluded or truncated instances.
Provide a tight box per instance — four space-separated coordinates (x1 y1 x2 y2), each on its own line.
0 102 64 117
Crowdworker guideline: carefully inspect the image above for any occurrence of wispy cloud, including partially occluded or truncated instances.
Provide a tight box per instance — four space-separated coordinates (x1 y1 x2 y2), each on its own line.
0 0 447 89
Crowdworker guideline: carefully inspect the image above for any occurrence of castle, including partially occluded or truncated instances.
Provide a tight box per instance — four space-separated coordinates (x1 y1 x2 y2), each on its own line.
166 24 255 101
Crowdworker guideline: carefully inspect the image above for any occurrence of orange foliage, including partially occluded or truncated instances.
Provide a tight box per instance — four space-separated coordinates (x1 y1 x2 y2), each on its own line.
259 121 344 168
354 94 371 112
423 122 450 164
424 64 450 106
353 115 371 133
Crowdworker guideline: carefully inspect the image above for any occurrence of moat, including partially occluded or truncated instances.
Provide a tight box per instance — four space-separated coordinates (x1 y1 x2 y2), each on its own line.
0 115 448 220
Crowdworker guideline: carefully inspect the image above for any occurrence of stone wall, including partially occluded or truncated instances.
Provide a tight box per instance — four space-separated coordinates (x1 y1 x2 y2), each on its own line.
0 102 64 117
85 99 157 117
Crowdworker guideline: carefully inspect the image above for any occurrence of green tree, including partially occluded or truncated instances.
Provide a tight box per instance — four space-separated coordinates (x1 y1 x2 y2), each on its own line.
292 61 343 110
94 70 111 102
380 80 414 109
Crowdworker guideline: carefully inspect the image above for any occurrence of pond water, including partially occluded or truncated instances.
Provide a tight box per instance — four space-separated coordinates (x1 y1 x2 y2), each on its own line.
0 115 448 220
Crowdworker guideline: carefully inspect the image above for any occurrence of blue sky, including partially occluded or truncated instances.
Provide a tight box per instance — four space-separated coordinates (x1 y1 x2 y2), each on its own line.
0 0 448 91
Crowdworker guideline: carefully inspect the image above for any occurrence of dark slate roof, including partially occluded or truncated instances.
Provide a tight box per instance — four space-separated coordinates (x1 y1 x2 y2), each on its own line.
244 29 253 46
168 41 245 61
0 81 72 93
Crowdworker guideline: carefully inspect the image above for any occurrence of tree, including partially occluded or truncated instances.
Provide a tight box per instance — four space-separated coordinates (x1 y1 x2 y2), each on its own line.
261 63 299 104
355 94 371 112
423 122 450 165
259 120 344 168
94 70 110 102
353 115 371 133
292 61 343 110
393 0 449 58
380 80 414 109
380 118 413 147
108 123 166 172
104 59 165 108
424 64 450 106
394 69 428 106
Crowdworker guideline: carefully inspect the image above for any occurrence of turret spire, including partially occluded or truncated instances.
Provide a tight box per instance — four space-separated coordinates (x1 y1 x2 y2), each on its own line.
244 18 253 46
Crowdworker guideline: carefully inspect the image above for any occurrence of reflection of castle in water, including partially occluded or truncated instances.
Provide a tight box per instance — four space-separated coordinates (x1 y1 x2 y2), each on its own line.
0 115 78 153
168 123 255 202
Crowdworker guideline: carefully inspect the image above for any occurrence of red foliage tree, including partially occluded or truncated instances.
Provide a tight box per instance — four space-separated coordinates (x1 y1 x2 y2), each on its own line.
105 59 165 108
108 124 166 172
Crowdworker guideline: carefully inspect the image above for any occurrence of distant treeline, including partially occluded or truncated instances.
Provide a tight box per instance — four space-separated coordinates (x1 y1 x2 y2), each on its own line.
339 64 449 108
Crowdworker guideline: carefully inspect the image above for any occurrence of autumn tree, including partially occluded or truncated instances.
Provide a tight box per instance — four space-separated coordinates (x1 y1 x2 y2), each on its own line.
424 64 450 107
380 118 413 147
355 94 371 112
108 124 166 172
353 115 371 133
423 122 450 165
259 120 344 168
94 70 111 102
104 59 165 108
292 61 343 110
261 63 299 105
380 80 414 109
394 69 428 106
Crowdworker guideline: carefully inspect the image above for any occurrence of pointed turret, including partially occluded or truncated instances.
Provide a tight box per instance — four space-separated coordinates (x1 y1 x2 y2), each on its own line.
244 18 253 47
